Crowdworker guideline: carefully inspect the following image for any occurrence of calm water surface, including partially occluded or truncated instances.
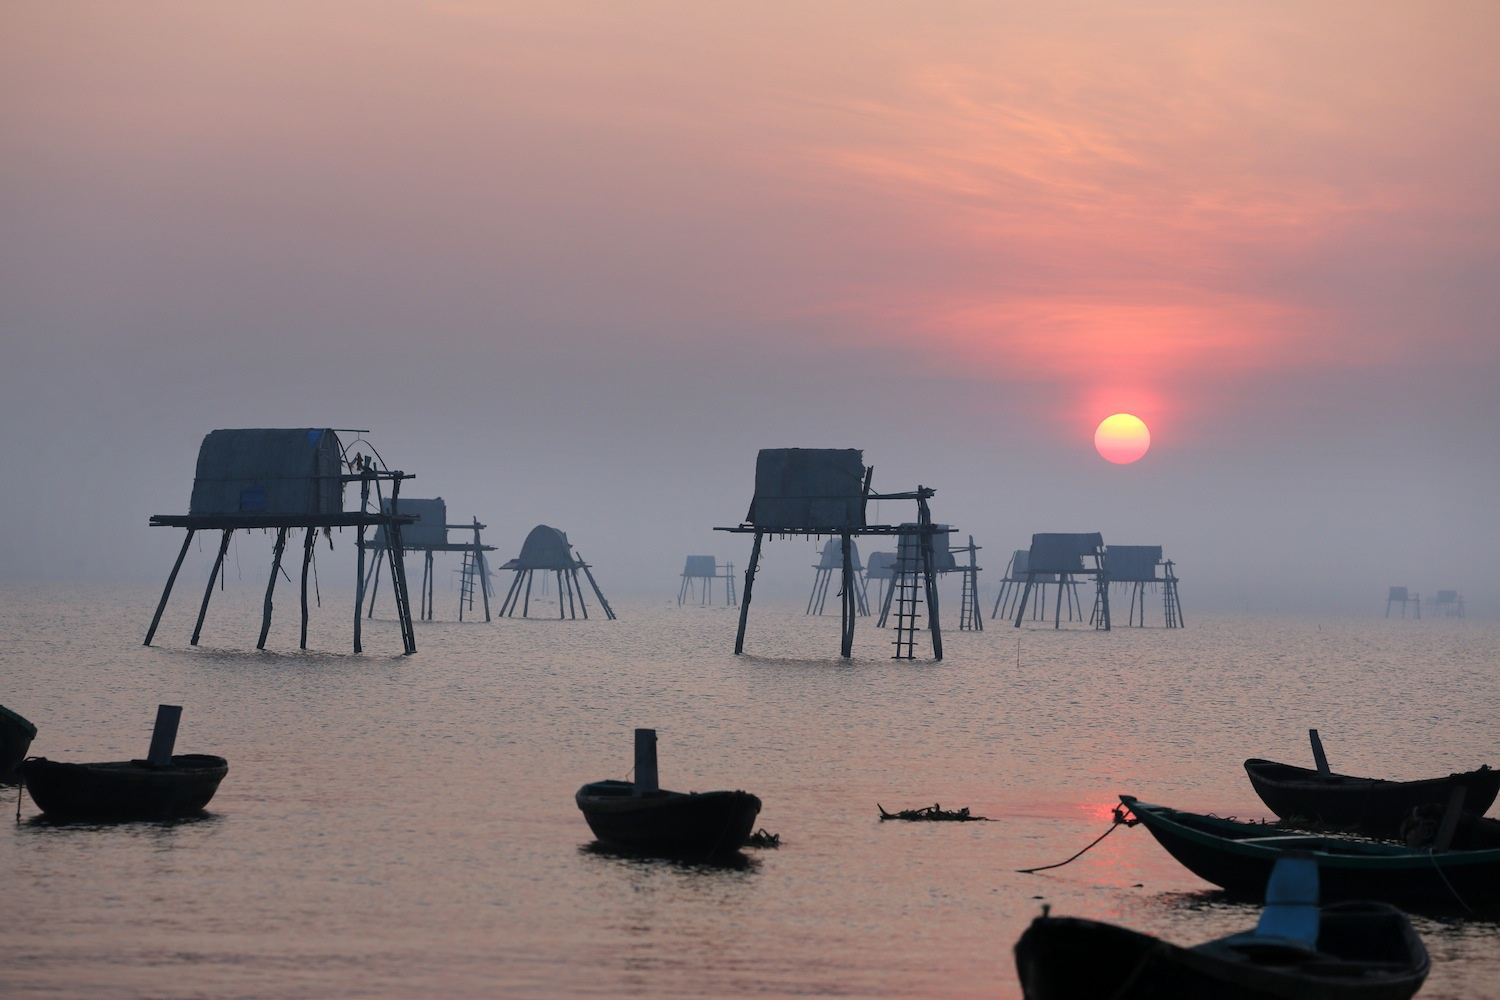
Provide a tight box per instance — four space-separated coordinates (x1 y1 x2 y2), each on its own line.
3 581 1498 998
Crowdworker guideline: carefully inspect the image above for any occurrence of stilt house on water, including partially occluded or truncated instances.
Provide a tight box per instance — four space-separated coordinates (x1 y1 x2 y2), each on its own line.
145 428 419 654
1008 532 1111 630
873 529 984 632
1103 545 1183 627
678 556 737 606
716 448 951 660
1385 586 1421 619
993 548 1082 624
808 538 869 617
363 497 497 622
497 525 616 620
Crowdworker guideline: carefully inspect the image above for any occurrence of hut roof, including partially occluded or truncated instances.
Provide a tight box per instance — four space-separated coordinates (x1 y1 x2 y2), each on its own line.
1104 545 1163 583
895 524 958 572
506 525 579 570
1027 532 1104 574
746 448 867 530
865 551 896 579
814 538 863 571
682 555 718 578
189 428 344 516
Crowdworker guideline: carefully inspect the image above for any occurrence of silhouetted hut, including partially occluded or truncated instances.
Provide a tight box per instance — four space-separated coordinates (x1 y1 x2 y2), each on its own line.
1104 545 1183 627
1385 586 1420 619
679 555 737 606
865 551 897 609
875 526 986 632
145 428 417 653
716 448 949 659
498 525 615 620
1010 532 1110 629
1432 590 1465 618
808 538 869 616
365 497 497 622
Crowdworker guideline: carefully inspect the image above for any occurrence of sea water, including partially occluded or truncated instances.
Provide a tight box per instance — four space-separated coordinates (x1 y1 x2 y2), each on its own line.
3 580 1498 998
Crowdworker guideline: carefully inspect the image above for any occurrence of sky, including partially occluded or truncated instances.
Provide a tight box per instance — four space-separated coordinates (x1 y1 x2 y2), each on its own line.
3 1 1497 617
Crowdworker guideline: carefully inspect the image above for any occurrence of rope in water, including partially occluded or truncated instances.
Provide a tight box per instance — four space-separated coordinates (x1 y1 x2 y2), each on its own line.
1016 803 1138 874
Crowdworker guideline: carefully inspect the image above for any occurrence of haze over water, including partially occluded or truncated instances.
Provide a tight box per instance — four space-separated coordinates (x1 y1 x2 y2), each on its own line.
5 581 1497 998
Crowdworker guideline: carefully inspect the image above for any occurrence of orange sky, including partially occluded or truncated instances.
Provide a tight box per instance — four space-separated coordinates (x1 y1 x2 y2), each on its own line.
3 2 1498 605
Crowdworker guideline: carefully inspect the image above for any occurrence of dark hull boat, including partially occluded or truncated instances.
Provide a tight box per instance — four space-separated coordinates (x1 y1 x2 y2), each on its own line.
1245 758 1500 838
576 779 761 860
1 704 37 785
21 754 229 821
1016 901 1428 1000
1121 795 1500 911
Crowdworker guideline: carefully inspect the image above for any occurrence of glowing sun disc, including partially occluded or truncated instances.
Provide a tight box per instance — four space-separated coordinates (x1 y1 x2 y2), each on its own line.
1095 414 1151 464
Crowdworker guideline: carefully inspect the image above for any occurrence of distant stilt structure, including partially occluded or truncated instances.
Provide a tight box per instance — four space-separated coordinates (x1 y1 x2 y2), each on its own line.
144 428 417 654
678 556 737 606
1103 545 1184 628
956 535 983 631
363 498 496 622
807 539 869 616
865 552 896 611
1432 590 1465 618
1011 533 1110 630
716 448 948 660
876 524 958 630
1385 587 1421 619
498 525 616 620
991 548 1082 624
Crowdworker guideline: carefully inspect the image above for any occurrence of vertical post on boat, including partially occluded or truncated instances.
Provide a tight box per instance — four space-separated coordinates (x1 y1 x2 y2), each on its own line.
147 704 182 766
1309 729 1331 776
1434 785 1467 852
633 728 658 796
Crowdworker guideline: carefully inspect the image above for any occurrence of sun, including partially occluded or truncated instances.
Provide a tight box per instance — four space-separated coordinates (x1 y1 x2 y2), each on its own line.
1094 413 1151 464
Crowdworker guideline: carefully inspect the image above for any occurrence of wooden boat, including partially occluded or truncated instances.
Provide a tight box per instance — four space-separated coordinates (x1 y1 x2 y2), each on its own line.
1245 757 1500 839
1121 795 1500 911
576 779 762 859
576 727 761 860
21 754 229 820
1 703 38 785
1015 899 1428 1000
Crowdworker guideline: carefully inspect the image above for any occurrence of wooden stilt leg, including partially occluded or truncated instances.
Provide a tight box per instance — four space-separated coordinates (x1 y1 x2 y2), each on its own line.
300 527 315 649
145 529 195 646
257 527 289 650
193 530 233 646
734 531 763 655
840 532 855 658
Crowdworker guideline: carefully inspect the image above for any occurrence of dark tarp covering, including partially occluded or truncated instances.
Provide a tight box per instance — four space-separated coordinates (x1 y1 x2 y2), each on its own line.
1026 532 1104 574
746 448 866 529
1104 545 1162 582
683 556 718 578
189 428 344 516
506 525 577 570
380 497 447 549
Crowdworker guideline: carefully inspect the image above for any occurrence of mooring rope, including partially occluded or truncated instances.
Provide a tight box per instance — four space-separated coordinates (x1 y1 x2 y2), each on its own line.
1425 848 1474 914
1016 803 1138 874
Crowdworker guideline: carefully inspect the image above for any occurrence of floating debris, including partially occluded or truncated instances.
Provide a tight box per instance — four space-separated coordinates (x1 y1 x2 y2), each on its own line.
746 828 780 848
878 803 991 822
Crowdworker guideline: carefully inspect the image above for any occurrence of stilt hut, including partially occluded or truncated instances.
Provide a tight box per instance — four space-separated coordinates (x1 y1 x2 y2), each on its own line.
1103 545 1183 627
145 428 418 653
364 497 497 621
992 548 1085 624
1010 532 1110 630
865 551 897 611
679 556 737 606
808 538 869 616
1385 587 1421 619
715 448 949 660
498 525 616 620
1432 590 1465 618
